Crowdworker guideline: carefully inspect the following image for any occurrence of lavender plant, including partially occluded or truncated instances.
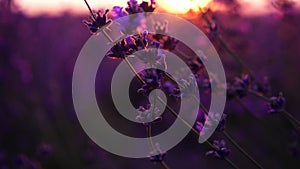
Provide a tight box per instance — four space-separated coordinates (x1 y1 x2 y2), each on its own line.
81 1 254 169
79 0 299 169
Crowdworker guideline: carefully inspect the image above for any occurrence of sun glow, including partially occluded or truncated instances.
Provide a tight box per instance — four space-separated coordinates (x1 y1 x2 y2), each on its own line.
15 0 212 16
158 0 212 13
14 0 300 16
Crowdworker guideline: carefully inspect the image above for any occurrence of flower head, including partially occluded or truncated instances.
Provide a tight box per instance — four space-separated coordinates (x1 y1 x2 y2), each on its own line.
162 37 178 51
105 37 137 59
187 56 205 75
206 139 231 159
125 0 144 14
196 112 227 136
140 0 156 12
149 143 167 163
268 92 286 114
227 74 251 99
138 69 162 95
111 6 127 19
83 9 111 34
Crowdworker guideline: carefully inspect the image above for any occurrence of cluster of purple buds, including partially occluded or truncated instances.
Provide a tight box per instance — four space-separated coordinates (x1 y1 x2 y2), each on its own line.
267 92 286 114
105 38 135 59
254 76 271 95
83 9 111 34
227 74 251 99
111 0 156 18
206 139 231 160
126 0 156 14
137 69 162 95
196 112 227 136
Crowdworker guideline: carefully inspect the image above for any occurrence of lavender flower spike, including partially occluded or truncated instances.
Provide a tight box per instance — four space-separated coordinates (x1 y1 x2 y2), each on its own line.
206 139 231 160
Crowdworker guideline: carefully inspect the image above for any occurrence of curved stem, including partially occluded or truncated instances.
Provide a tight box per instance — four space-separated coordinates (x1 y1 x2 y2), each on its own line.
223 131 264 169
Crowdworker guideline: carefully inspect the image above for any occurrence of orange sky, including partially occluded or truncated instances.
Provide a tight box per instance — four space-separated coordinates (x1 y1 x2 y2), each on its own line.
15 0 299 16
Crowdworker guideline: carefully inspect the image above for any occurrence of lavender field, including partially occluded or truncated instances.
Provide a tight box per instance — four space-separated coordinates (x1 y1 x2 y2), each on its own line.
1 0 300 169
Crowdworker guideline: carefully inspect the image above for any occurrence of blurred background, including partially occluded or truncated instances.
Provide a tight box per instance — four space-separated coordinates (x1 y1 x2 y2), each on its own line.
1 0 300 169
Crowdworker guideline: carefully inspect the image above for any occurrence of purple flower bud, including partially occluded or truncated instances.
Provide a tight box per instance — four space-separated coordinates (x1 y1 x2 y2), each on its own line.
267 92 286 114
149 143 167 163
206 140 231 160
83 9 111 34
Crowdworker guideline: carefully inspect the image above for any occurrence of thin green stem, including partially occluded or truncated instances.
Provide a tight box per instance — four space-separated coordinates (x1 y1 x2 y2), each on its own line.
247 90 270 102
248 90 300 128
146 125 155 151
160 161 171 169
124 57 145 84
200 8 300 135
84 0 96 21
161 97 240 169
224 157 240 169
223 131 264 169
200 8 260 88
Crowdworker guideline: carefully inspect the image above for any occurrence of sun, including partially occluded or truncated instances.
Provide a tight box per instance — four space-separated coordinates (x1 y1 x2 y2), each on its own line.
159 0 212 14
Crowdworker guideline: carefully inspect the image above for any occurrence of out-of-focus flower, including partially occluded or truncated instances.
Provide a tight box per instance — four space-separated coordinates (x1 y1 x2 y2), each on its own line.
15 155 42 169
149 143 167 163
272 0 295 12
125 0 144 14
267 92 286 114
136 104 162 126
36 143 53 162
188 57 205 75
83 9 111 34
206 139 231 159
125 0 156 14
227 74 250 99
140 0 156 12
255 76 271 96
204 19 218 35
162 37 178 51
288 130 300 156
111 6 127 19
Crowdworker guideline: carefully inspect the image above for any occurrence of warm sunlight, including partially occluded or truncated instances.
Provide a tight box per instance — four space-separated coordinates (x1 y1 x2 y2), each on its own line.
157 0 212 13
14 0 300 16
14 0 212 16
